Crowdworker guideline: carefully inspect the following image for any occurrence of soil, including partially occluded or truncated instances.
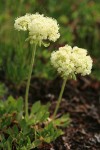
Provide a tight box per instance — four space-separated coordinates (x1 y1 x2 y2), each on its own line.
2 76 100 150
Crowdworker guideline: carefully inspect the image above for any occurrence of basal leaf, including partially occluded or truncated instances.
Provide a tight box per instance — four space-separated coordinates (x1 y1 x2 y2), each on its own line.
31 101 41 114
53 114 70 127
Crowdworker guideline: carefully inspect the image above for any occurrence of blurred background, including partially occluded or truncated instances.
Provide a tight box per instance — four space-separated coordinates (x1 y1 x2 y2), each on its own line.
0 0 100 91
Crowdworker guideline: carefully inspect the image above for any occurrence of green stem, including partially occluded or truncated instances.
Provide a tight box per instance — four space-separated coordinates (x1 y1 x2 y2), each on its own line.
53 78 67 119
25 43 37 118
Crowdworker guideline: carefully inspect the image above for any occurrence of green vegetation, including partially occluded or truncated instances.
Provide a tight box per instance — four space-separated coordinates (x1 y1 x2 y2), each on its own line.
0 1 100 149
0 83 7 99
0 96 70 149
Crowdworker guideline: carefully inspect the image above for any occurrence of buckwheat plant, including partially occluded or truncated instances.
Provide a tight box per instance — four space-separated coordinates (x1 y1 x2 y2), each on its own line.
14 13 60 118
51 45 93 119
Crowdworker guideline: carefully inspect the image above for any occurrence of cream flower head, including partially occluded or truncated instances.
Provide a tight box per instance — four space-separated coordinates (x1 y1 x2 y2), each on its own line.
14 14 31 31
14 13 60 45
51 45 93 79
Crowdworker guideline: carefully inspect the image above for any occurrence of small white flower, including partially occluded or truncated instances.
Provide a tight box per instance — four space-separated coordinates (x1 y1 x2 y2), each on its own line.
73 46 87 56
51 45 93 78
14 14 31 31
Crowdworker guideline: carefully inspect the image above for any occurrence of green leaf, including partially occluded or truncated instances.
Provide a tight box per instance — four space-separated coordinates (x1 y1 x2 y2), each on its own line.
71 73 77 80
20 146 27 150
36 106 49 122
20 119 31 135
42 41 50 47
31 139 41 149
16 97 23 112
53 114 70 127
7 140 11 150
31 101 41 114
13 125 19 136
30 102 50 125
40 122 63 143
27 136 31 145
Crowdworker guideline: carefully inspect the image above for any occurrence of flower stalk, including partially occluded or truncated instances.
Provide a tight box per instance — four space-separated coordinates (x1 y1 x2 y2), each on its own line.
25 43 37 118
53 77 67 119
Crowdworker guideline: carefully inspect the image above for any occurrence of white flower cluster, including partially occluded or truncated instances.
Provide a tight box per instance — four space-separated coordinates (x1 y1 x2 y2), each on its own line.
51 45 93 78
14 13 60 43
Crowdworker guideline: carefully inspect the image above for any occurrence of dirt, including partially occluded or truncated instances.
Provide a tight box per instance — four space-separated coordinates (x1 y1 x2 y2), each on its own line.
3 76 100 150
